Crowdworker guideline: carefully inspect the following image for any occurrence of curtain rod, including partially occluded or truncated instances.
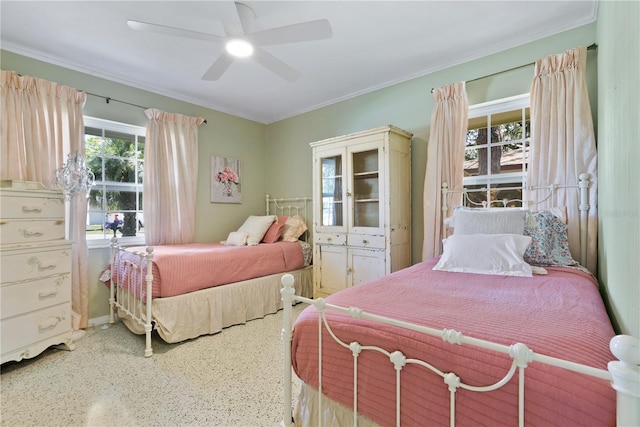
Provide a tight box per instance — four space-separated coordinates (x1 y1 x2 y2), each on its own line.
84 91 207 124
430 43 598 93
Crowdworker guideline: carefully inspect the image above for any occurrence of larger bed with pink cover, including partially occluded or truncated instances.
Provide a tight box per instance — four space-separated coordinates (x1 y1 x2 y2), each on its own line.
291 260 616 426
281 181 639 426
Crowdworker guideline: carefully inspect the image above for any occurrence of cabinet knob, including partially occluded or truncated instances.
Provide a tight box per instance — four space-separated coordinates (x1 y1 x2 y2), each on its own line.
346 191 352 197
327 237 333 242
363 239 369 245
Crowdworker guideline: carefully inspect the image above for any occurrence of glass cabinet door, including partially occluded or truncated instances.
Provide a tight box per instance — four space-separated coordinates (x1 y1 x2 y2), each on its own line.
320 154 344 227
351 149 379 228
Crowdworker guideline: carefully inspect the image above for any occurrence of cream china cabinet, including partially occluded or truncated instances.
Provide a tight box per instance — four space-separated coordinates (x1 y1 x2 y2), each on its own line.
311 125 412 298
0 181 75 364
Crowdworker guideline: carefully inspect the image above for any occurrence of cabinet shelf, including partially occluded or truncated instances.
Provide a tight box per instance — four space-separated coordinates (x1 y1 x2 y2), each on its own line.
355 198 379 203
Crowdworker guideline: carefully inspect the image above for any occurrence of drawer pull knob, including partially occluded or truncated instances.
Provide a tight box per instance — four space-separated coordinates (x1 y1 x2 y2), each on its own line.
39 316 63 330
22 228 44 237
22 205 43 213
363 240 369 244
327 237 332 242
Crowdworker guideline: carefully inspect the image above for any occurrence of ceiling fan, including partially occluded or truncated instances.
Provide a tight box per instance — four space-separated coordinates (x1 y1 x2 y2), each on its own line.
127 2 332 82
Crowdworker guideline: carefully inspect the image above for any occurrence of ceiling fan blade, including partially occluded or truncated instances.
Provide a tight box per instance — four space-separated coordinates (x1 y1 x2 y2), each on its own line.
250 19 332 46
127 20 224 43
202 53 235 81
223 1 249 37
253 48 301 82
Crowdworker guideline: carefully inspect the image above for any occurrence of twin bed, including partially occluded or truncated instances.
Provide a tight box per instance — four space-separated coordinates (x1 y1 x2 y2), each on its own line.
108 195 312 356
281 175 639 426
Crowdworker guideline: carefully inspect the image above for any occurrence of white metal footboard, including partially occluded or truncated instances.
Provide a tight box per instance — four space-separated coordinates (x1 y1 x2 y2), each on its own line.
280 274 640 427
108 237 154 357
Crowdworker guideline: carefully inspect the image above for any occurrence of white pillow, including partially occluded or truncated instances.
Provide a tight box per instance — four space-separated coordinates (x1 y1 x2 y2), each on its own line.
433 233 533 277
222 231 248 246
452 208 527 235
237 215 276 245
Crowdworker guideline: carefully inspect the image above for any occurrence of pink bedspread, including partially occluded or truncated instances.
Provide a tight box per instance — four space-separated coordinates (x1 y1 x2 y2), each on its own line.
116 241 304 298
292 258 616 426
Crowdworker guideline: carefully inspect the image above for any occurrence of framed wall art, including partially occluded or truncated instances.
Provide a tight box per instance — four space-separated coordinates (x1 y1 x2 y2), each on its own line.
211 156 242 203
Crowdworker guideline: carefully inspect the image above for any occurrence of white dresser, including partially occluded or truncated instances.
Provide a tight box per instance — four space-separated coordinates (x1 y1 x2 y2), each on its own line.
1 180 75 364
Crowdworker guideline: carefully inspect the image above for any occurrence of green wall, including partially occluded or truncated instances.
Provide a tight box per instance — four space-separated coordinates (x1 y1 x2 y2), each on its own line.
596 0 640 338
2 22 609 325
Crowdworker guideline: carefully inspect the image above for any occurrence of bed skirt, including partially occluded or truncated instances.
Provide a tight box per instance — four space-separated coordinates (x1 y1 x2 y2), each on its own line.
118 265 312 343
295 382 380 427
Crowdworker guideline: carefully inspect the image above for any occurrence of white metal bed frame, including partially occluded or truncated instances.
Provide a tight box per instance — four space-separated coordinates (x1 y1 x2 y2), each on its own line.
108 195 312 357
281 175 640 426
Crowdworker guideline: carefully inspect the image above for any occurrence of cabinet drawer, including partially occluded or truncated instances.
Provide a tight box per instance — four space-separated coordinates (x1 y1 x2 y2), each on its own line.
0 219 65 244
1 275 71 320
1 303 71 355
314 233 347 245
347 234 385 249
1 247 71 284
0 195 64 219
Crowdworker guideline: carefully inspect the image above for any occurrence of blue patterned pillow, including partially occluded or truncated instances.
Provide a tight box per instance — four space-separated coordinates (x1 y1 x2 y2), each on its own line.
523 211 577 267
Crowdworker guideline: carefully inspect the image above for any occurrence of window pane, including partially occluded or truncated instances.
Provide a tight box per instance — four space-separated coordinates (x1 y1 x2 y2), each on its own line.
87 156 103 181
491 183 523 207
321 156 343 227
499 143 526 174
105 136 135 157
104 158 136 183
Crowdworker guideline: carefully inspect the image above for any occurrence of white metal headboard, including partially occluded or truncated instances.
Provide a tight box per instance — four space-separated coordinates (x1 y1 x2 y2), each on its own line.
265 194 313 244
441 173 591 266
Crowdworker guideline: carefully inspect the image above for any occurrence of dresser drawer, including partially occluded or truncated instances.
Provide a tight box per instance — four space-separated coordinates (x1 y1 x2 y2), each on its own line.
0 195 64 219
1 303 72 355
347 234 385 249
1 275 71 320
0 219 65 245
1 246 71 284
314 233 347 245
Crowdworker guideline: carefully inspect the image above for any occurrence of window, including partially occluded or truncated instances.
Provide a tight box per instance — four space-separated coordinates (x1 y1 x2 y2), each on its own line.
464 94 530 207
84 117 145 244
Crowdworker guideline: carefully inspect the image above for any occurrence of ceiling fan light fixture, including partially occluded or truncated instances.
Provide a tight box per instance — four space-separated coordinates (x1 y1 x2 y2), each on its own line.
226 38 254 57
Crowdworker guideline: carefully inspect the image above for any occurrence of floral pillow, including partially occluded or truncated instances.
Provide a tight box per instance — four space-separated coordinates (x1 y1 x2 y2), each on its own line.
523 211 577 267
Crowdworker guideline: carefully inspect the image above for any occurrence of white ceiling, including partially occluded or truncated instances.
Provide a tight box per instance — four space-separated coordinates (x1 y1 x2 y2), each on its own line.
1 1 597 124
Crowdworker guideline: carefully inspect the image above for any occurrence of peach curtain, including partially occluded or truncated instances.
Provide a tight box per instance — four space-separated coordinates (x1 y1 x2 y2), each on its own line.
528 46 598 274
144 108 204 245
1 70 89 330
422 82 468 260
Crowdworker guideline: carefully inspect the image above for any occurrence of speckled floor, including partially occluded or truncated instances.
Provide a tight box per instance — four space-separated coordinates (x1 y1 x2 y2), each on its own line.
0 304 304 427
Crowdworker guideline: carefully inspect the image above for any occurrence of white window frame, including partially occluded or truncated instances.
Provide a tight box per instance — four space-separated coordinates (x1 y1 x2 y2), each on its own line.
464 93 530 206
85 116 145 248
